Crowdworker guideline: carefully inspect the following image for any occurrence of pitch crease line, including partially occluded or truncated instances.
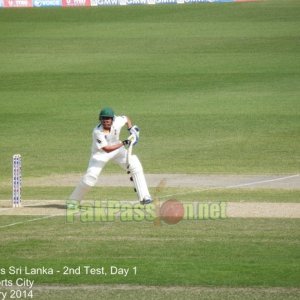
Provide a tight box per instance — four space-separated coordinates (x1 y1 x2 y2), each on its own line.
160 174 299 199
226 174 299 189
0 200 63 212
0 214 60 229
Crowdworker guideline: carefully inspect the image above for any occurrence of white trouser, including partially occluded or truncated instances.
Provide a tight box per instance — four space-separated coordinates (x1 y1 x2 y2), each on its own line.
69 147 151 202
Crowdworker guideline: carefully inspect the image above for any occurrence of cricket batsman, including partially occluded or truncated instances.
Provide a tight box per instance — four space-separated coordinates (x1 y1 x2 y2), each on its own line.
68 107 152 209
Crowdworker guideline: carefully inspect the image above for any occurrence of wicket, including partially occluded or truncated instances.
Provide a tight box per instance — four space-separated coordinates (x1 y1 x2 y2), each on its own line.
12 154 22 208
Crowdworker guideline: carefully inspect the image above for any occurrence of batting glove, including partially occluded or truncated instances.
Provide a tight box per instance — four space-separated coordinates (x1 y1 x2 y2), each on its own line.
128 125 139 145
128 125 140 138
122 139 130 146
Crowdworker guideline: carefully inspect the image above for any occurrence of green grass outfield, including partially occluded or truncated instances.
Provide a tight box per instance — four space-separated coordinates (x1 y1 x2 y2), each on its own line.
0 218 300 287
0 1 300 299
0 217 300 299
0 0 299 178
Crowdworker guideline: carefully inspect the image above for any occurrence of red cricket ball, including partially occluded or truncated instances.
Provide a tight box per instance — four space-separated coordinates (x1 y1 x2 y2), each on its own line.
159 199 184 225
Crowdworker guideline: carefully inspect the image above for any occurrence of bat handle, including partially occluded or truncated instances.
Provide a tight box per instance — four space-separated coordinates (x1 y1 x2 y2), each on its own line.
126 143 133 167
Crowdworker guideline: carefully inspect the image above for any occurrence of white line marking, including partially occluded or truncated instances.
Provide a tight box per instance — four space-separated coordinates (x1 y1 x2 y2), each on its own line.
160 174 299 199
0 200 63 212
23 201 55 207
0 207 14 212
226 174 299 189
0 215 59 229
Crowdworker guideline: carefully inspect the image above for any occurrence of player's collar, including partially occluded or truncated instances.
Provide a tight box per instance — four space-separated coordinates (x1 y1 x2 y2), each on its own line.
98 123 113 133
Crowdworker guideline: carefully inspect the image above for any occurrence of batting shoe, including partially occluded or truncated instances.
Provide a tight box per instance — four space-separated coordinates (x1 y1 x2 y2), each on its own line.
66 200 80 210
140 197 152 205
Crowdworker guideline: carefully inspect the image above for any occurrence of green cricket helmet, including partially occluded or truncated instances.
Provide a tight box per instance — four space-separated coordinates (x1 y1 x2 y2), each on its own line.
99 107 115 120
